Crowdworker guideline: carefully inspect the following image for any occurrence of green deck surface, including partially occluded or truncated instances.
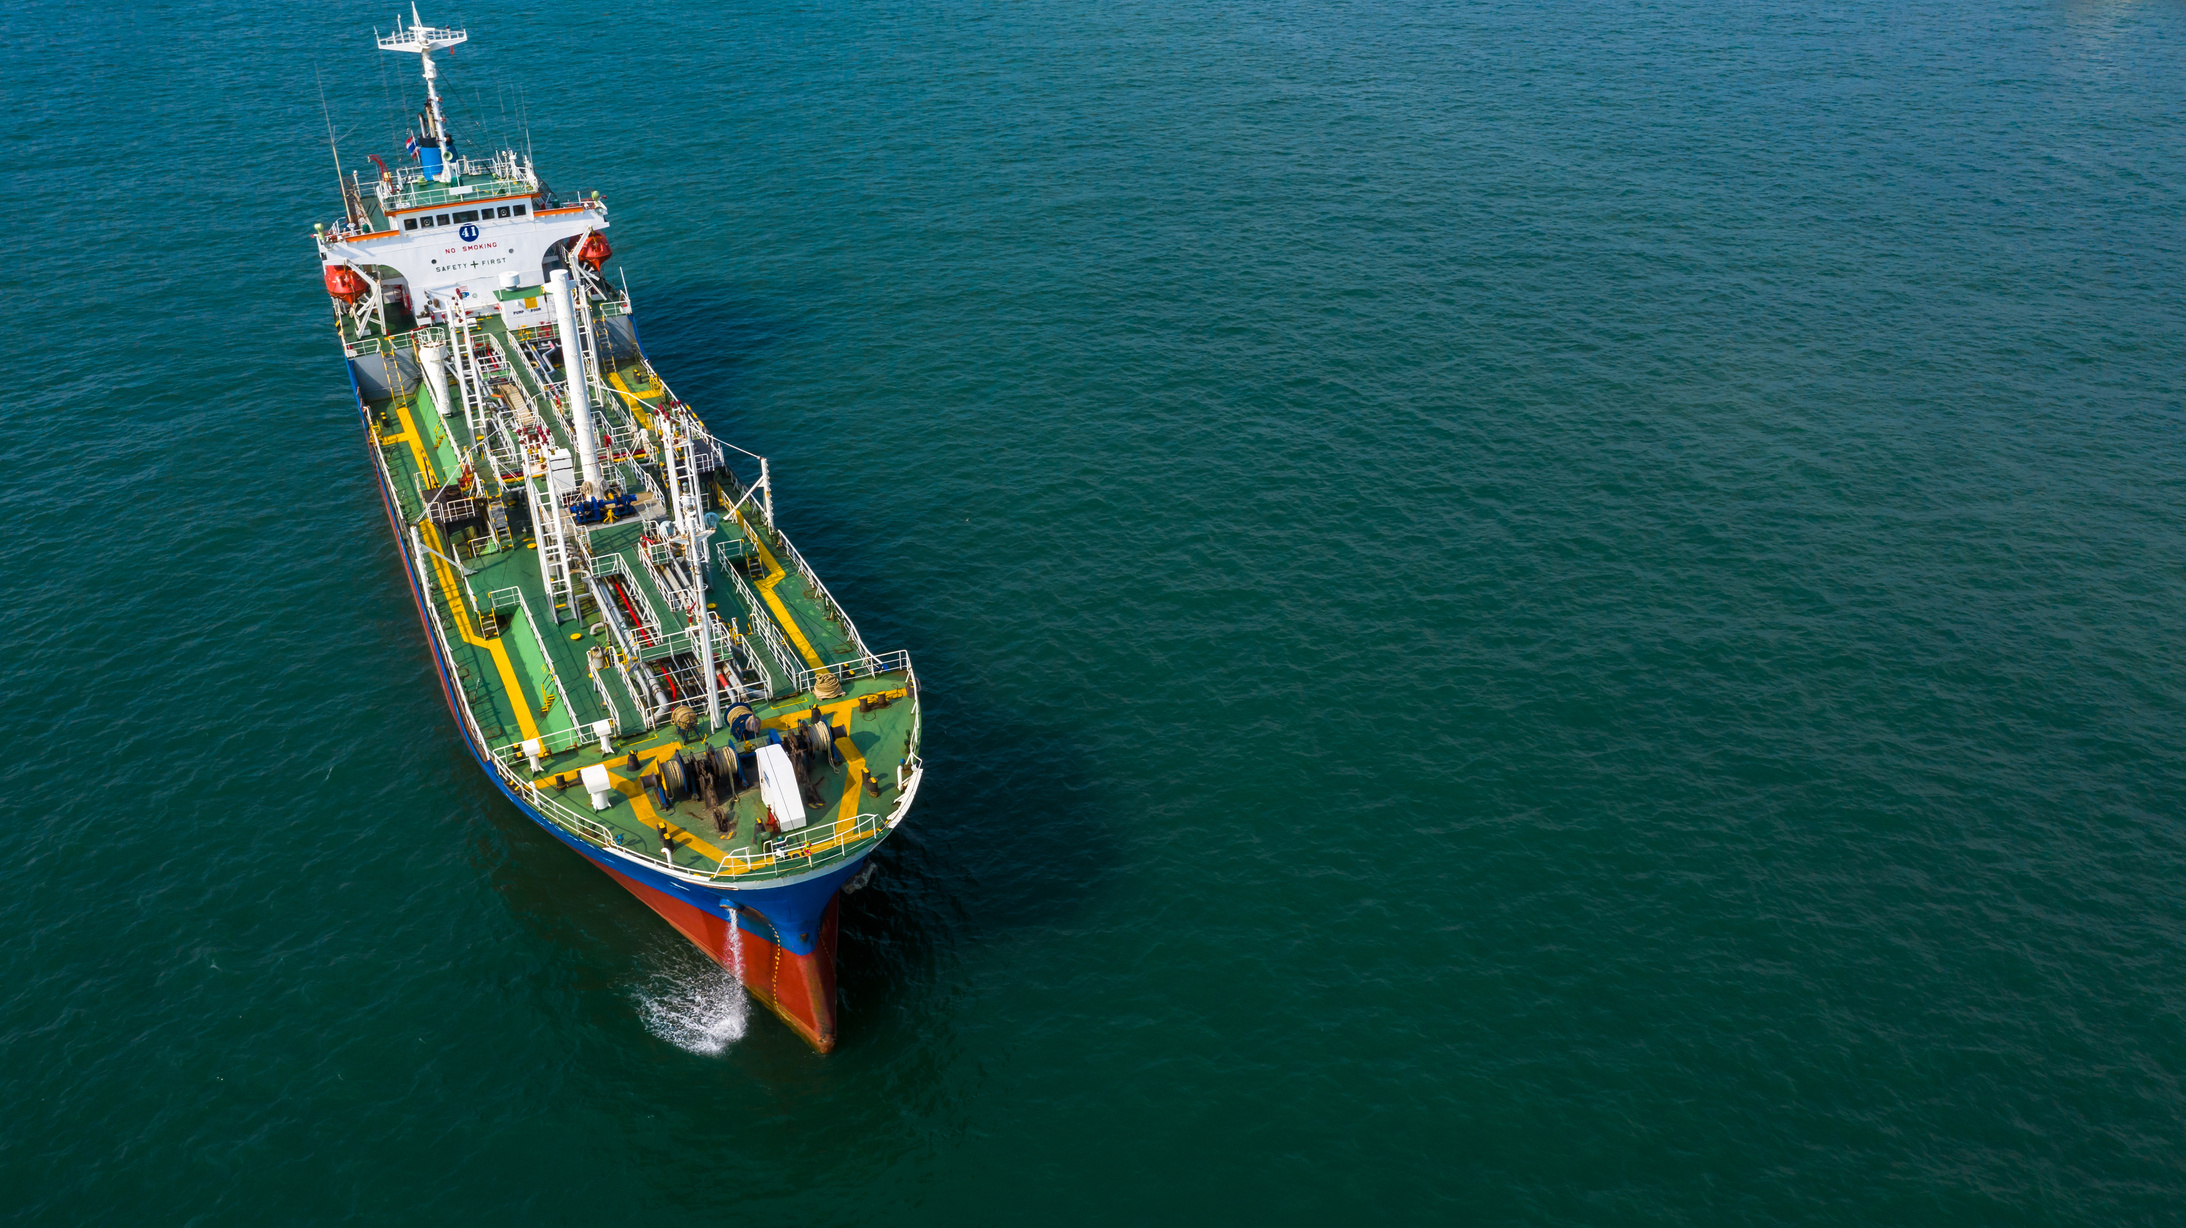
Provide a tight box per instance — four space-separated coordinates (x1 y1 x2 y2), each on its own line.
362 307 919 880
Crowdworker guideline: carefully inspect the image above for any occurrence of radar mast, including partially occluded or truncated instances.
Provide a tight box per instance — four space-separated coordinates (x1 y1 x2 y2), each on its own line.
378 5 468 182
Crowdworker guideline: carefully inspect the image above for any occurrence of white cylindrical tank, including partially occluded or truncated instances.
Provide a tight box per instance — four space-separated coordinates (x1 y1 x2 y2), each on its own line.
548 269 604 492
417 342 452 427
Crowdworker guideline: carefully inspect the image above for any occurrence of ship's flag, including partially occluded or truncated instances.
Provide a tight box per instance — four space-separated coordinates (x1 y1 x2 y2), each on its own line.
405 133 419 159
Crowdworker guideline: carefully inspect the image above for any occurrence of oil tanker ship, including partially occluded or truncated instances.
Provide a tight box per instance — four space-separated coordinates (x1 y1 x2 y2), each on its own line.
311 9 922 1051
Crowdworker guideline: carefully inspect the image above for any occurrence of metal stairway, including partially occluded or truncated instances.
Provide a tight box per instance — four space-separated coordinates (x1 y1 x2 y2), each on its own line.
526 474 580 623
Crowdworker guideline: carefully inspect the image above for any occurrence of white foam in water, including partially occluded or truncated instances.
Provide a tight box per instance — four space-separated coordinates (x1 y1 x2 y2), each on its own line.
636 957 749 1054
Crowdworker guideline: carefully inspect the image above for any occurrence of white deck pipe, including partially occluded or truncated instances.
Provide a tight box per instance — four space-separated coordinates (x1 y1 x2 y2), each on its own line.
696 522 720 732
548 270 604 492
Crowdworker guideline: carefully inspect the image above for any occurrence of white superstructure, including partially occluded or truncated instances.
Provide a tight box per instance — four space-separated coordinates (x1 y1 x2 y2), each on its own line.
313 8 610 334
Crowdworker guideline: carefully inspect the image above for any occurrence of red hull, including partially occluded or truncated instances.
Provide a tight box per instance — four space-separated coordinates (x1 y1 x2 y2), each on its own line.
599 863 840 1052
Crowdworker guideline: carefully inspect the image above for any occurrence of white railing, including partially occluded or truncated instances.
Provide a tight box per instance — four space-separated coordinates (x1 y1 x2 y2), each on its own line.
638 622 701 663
374 160 539 211
409 523 479 612
491 722 596 761
794 649 913 696
373 415 902 885
494 585 576 726
427 487 478 524
724 613 772 699
711 811 887 877
717 547 801 691
770 526 870 659
588 555 668 655
589 656 631 736
345 324 448 359
484 737 892 879
708 612 774 708
640 540 709 637
594 570 701 669
481 416 524 482
492 754 696 870
690 433 721 474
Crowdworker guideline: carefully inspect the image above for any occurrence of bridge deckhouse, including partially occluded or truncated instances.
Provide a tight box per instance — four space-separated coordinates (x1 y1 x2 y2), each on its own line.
314 7 610 335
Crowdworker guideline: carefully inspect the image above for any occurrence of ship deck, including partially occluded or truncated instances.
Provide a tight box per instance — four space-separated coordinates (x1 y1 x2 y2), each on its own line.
356 305 920 882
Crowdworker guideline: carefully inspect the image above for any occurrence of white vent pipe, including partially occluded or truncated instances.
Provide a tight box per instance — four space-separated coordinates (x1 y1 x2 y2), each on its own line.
548 269 604 491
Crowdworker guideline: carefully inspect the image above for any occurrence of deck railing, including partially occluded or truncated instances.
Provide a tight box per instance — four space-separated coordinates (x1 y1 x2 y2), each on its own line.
491 585 577 728
588 655 632 736
716 546 801 693
484 739 895 880
361 363 909 887
372 157 546 211
710 811 887 877
794 650 913 697
768 527 871 660
586 555 667 656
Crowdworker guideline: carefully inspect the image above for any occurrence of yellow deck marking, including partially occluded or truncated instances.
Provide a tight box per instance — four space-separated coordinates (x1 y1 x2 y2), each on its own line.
391 401 439 486
727 508 827 669
390 397 532 743
601 745 731 864
415 519 540 743
758 691 905 854
606 384 826 673
594 696 908 876
833 734 868 827
605 372 658 430
759 689 910 733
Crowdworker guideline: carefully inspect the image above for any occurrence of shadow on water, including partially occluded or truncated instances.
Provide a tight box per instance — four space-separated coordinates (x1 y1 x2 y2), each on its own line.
464 670 1118 1045
837 677 1120 1004
418 278 1125 1048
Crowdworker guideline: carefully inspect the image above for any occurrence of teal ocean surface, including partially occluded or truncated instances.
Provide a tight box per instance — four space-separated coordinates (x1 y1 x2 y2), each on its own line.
5 0 2184 1220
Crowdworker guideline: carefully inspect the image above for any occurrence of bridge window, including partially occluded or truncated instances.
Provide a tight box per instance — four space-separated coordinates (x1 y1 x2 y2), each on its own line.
418 214 434 227
495 206 510 218
452 210 480 223
436 214 451 226
404 217 417 231
513 204 527 216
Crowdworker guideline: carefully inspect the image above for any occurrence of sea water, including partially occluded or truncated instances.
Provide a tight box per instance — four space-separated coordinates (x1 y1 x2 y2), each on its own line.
3 0 2184 1220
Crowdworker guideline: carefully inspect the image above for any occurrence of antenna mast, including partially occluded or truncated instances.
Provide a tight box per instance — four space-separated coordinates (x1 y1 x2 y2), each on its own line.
377 5 468 182
316 67 351 223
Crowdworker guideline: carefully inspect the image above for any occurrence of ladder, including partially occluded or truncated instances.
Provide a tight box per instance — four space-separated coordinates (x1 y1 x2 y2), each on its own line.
457 330 518 442
574 275 612 392
445 313 486 441
481 415 525 489
526 474 580 623
659 415 703 532
573 290 601 392
467 333 514 394
570 291 622 468
482 499 513 554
